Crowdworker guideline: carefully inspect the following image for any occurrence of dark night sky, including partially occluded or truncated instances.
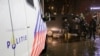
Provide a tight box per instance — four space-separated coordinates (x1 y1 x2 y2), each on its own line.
44 0 100 14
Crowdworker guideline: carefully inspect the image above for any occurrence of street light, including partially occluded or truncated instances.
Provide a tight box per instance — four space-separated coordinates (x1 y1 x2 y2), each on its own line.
90 7 100 10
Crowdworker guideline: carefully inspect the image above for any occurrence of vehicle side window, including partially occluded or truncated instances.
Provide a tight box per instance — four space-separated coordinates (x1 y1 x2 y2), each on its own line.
26 0 34 7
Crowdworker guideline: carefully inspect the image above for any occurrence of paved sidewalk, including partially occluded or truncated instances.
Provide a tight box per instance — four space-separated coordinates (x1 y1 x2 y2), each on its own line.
40 35 100 56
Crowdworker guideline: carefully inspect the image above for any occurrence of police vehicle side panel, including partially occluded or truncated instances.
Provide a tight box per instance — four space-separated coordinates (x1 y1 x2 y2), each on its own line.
0 0 46 56
0 0 14 56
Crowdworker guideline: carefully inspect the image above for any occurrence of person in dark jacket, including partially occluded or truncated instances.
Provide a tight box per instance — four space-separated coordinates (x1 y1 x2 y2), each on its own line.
89 15 97 40
80 18 88 39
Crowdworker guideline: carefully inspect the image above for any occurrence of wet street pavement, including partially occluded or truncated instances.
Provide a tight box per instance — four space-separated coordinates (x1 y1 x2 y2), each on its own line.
40 35 100 56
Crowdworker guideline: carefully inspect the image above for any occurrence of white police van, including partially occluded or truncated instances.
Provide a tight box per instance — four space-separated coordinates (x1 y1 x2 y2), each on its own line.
0 0 47 56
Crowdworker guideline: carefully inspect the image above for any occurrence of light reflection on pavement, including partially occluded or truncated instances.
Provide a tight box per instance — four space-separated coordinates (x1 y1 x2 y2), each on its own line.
41 36 100 56
94 36 100 56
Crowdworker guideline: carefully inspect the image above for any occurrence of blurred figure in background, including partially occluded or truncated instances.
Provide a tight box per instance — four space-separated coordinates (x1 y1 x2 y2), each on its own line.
79 18 88 40
89 13 97 40
79 13 89 40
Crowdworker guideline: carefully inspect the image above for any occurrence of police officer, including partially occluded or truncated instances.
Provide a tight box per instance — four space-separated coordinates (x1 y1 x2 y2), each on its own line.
89 14 97 40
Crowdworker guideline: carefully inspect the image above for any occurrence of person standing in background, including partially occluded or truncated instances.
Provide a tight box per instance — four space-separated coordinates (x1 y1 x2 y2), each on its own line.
89 14 97 40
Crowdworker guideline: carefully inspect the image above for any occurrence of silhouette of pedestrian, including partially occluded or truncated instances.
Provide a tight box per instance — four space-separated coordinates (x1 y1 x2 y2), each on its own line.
89 14 97 40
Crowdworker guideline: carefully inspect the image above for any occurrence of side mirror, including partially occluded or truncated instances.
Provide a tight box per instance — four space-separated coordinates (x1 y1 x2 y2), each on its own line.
42 13 55 22
42 16 55 22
